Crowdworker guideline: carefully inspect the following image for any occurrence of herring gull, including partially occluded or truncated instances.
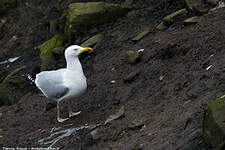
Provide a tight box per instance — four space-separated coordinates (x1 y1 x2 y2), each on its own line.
35 45 92 122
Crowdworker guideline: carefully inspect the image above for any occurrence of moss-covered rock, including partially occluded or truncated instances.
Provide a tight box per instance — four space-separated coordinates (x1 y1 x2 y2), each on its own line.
38 34 65 70
61 2 130 43
162 8 188 26
156 22 167 30
0 66 26 106
126 51 141 64
203 94 225 149
0 0 17 14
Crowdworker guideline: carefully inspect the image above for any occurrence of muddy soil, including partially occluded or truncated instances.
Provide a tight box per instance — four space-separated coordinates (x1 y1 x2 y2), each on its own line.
0 0 224 149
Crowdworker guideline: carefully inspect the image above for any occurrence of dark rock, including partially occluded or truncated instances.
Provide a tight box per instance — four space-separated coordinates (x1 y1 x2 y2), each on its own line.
184 16 201 24
128 119 144 130
90 128 102 140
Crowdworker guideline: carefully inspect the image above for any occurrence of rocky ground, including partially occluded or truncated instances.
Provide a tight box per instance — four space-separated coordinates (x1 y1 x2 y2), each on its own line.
0 0 225 149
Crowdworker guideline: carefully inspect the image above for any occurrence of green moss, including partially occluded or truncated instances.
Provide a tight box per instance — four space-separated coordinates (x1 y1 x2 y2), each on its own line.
0 66 26 106
0 0 17 14
62 2 130 43
38 34 65 70
203 94 225 149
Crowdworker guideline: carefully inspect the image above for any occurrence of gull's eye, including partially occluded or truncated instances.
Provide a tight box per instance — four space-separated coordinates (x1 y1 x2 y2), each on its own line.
74 48 78 51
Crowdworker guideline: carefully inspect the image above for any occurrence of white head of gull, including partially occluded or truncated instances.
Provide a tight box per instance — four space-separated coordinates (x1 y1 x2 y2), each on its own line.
35 45 92 122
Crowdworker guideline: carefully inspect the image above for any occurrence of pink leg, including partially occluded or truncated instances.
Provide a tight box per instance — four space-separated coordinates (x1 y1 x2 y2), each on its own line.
68 99 81 117
57 102 69 122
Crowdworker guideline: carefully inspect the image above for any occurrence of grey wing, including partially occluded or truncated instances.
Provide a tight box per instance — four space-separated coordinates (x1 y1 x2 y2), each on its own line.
35 69 69 100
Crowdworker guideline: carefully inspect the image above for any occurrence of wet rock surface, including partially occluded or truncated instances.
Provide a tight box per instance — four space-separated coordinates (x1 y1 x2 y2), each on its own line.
0 0 225 149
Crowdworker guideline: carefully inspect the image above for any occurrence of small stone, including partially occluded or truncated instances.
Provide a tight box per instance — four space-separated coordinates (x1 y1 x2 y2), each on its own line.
206 65 212 70
140 125 146 131
132 143 143 150
159 75 164 81
137 49 144 53
90 128 101 140
111 80 116 84
104 106 125 125
128 119 144 129
184 16 201 24
132 30 150 41
126 51 141 64
147 132 153 136
124 68 141 82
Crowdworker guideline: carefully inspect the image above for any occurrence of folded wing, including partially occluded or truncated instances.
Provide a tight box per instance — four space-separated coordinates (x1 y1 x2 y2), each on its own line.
35 69 69 100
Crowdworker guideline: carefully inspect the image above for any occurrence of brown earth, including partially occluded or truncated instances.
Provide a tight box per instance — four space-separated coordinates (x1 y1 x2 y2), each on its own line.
0 0 225 149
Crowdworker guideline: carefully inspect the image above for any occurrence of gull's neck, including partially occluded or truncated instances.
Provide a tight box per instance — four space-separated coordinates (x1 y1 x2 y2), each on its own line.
65 56 84 74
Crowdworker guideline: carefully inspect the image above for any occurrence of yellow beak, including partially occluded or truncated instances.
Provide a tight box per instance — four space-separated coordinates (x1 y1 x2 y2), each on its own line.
81 47 93 52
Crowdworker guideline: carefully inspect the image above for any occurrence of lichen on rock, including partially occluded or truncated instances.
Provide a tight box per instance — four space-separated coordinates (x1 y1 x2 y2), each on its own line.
61 2 130 43
203 94 225 149
38 34 65 70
